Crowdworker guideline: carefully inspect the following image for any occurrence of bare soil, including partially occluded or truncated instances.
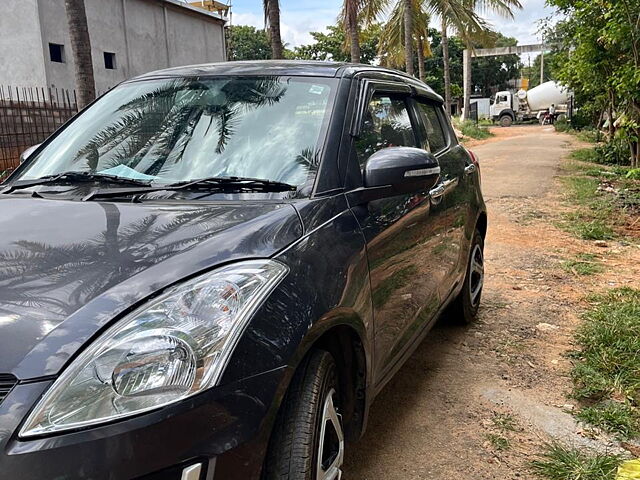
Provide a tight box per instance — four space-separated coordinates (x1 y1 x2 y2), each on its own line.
343 125 640 479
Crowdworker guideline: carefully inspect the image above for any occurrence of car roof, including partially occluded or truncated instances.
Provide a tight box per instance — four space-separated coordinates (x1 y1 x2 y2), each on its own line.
130 60 443 103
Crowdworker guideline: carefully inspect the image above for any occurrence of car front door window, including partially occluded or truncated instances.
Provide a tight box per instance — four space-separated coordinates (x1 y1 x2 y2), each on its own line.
355 94 416 166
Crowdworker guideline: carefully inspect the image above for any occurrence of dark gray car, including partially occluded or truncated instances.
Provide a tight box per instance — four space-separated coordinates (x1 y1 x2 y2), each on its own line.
0 61 486 480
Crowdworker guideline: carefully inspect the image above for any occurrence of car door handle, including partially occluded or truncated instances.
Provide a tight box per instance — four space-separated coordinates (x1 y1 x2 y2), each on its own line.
464 164 477 175
429 178 458 199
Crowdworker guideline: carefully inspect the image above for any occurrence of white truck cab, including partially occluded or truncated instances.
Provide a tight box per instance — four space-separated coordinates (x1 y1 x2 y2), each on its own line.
491 82 569 127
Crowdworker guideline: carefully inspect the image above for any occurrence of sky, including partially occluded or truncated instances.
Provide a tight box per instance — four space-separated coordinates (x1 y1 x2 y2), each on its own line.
229 0 557 55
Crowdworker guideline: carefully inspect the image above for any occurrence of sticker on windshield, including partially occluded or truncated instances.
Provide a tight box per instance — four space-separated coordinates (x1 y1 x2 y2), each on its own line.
309 85 325 95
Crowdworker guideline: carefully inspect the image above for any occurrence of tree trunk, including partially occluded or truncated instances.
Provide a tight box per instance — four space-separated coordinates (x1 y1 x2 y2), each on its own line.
266 0 284 59
64 0 95 109
417 37 426 82
441 19 451 116
608 91 615 138
346 0 361 63
403 0 414 76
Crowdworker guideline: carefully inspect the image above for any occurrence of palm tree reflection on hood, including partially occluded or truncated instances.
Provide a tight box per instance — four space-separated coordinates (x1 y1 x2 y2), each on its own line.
0 204 241 317
74 77 288 174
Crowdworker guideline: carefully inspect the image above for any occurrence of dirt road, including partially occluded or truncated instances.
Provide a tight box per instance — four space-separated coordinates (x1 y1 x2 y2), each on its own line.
343 125 639 479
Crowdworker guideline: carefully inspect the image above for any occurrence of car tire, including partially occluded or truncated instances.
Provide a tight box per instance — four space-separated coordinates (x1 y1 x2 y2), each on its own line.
264 350 344 480
449 229 485 324
499 115 513 127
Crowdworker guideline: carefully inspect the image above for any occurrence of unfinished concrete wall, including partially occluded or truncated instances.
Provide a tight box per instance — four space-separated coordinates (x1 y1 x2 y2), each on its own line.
2 0 226 93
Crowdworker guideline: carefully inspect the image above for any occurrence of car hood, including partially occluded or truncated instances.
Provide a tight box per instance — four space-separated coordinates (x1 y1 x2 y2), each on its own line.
0 196 302 379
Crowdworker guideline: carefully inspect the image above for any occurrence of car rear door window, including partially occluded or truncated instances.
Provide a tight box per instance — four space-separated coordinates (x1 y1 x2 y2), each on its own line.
355 93 417 165
416 102 448 154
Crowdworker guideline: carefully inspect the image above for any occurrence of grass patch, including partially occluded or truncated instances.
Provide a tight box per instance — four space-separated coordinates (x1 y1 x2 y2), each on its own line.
571 288 640 439
562 253 603 276
576 129 602 144
571 148 601 163
576 402 640 439
460 120 494 140
560 173 617 240
567 218 615 241
531 443 622 480
485 433 510 451
492 412 518 432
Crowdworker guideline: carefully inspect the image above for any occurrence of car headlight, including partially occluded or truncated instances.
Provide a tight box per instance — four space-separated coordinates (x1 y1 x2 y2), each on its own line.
19 259 288 438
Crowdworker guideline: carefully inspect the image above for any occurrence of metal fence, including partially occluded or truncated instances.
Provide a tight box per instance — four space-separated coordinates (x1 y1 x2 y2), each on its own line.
0 86 78 180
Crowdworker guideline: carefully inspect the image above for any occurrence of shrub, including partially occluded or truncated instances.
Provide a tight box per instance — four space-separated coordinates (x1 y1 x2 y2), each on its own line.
626 168 640 180
554 117 571 132
594 139 631 166
576 129 602 143
460 120 494 140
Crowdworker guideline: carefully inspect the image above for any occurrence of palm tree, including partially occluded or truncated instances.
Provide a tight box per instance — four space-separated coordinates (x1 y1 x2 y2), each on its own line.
403 0 415 75
343 0 361 62
435 0 522 117
340 0 386 63
379 0 480 81
378 0 432 79
64 0 96 109
264 0 284 59
460 0 522 119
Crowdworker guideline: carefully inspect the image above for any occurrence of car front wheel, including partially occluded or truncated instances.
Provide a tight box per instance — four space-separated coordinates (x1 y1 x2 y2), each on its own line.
264 350 344 480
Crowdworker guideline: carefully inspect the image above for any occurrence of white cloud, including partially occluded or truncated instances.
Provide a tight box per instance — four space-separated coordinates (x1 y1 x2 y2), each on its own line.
232 0 559 56
233 9 337 48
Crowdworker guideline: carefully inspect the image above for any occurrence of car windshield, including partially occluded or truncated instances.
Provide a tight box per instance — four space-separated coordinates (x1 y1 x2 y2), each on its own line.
16 76 337 189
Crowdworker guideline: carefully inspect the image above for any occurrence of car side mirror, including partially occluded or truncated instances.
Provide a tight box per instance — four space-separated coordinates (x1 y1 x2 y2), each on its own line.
20 144 41 164
348 147 441 205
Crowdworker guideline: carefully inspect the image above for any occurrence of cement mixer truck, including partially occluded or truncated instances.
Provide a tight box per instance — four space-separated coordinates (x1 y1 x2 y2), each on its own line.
490 81 569 127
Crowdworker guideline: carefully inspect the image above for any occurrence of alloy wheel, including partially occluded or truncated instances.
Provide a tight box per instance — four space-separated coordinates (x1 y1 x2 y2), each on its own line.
469 244 484 307
316 388 344 480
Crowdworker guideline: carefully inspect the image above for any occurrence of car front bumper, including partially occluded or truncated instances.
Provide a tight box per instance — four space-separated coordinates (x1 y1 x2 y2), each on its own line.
0 367 287 480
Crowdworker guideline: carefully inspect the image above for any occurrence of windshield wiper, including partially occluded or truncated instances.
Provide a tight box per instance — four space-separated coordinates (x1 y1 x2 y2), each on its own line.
81 176 297 201
0 171 152 194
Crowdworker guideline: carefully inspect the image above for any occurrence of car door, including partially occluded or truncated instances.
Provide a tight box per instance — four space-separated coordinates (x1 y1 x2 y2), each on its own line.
348 80 447 382
414 98 471 300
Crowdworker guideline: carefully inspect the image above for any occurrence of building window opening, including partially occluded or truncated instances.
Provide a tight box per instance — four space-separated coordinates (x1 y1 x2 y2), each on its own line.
104 52 116 70
49 43 65 63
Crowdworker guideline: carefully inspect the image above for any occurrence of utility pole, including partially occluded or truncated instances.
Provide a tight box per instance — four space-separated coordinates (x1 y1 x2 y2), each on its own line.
462 49 472 120
540 36 545 85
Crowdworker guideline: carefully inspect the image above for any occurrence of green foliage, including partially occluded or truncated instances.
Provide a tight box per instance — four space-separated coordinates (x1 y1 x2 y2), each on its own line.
522 51 562 89
576 129 601 144
560 172 617 240
544 0 640 166
485 433 510 451
459 120 494 140
576 402 640 439
626 169 640 180
594 139 630 166
554 117 571 133
531 443 621 480
424 30 520 98
471 35 522 97
572 288 640 400
292 24 381 64
571 288 640 438
561 253 603 276
226 25 272 61
491 412 518 432
570 148 600 163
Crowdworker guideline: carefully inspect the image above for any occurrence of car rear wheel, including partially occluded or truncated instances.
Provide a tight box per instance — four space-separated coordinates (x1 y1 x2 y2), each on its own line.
264 350 344 480
449 229 484 324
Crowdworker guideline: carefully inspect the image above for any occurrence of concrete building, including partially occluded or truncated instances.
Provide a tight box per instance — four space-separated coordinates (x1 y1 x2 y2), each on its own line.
0 0 227 94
